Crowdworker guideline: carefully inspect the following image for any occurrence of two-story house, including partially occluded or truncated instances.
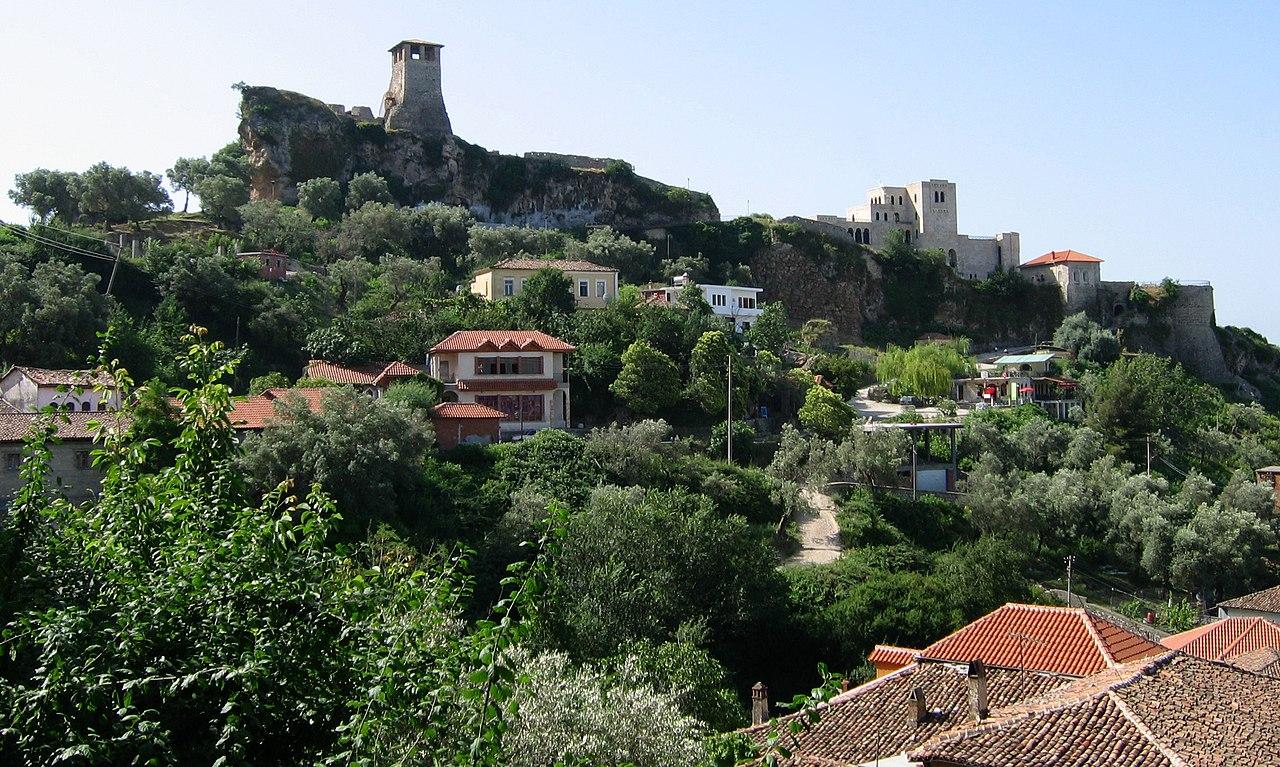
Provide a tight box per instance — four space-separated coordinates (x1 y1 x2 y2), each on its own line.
427 330 574 438
641 274 764 332
470 258 619 309
0 367 119 412
0 411 129 507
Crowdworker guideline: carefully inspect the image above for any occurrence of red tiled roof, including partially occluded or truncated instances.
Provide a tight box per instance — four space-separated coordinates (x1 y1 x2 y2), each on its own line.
1218 583 1280 614
485 258 615 273
304 360 423 386
454 378 560 392
868 644 919 668
919 603 1164 677
430 402 505 420
1019 249 1103 268
1226 646 1280 677
0 411 130 443
429 331 575 354
909 652 1280 767
1161 616 1280 661
228 388 327 430
741 661 1071 766
5 366 116 388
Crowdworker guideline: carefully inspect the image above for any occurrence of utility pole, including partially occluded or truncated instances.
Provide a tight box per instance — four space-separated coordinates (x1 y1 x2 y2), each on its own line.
105 235 126 297
1065 555 1076 607
726 352 733 464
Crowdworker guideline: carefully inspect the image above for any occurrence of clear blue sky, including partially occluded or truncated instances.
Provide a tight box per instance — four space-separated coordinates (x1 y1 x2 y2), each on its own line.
3 2 1278 338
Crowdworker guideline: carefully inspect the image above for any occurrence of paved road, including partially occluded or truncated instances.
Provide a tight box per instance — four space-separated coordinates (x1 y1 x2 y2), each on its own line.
784 487 843 566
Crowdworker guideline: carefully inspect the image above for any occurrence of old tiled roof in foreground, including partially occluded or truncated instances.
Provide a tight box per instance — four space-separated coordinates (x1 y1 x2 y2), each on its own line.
1227 646 1280 677
910 652 1280 767
430 402 505 419
741 662 1070 765
227 389 327 431
0 411 129 443
1161 616 1280 661
919 603 1164 677
1217 583 1280 613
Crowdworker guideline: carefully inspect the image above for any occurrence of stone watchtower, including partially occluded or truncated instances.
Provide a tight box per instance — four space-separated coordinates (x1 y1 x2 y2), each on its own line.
382 39 452 138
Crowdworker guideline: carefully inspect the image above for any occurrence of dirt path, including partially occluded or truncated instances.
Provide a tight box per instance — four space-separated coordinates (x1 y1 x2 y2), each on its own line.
784 487 843 566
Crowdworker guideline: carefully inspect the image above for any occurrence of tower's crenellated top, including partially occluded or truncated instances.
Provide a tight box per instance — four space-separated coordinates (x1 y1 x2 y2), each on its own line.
382 39 452 138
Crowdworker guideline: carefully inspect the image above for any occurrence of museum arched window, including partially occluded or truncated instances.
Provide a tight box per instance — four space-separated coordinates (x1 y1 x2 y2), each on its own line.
947 249 957 268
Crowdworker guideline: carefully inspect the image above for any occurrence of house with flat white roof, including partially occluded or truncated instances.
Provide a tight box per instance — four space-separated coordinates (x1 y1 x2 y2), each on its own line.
641 274 763 332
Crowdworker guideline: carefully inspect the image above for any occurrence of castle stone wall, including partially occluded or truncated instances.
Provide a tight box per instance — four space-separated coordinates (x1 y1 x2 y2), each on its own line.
383 42 452 138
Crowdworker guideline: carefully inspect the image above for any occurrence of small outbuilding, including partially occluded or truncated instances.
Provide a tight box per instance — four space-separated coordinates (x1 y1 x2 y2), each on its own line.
430 402 504 449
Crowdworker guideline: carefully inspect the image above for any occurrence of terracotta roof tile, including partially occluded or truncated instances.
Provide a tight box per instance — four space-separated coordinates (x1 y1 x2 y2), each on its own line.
909 652 1280 767
868 644 920 668
1019 249 1104 268
485 258 615 273
1226 646 1280 677
918 603 1164 676
429 330 575 354
303 360 423 386
5 366 116 387
228 388 327 430
0 411 130 443
741 662 1071 765
1217 583 1280 614
430 402 505 419
1161 616 1280 661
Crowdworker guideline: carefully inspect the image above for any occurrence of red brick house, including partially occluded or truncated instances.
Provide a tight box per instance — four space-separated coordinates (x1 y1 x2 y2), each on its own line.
429 402 504 449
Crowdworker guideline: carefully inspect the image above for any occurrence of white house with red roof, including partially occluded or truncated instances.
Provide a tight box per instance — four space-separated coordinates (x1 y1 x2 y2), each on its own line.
1019 249 1104 312
427 330 574 438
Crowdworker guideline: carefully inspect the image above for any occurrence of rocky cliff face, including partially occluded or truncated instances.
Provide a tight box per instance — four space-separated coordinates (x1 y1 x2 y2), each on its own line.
747 223 1062 347
237 86 718 228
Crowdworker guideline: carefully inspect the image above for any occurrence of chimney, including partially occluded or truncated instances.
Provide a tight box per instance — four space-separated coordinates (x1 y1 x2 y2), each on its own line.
751 682 770 726
967 659 989 721
840 679 852 693
908 686 928 725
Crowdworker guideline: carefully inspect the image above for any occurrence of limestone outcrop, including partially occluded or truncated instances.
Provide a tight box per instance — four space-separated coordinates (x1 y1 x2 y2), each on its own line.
236 86 718 229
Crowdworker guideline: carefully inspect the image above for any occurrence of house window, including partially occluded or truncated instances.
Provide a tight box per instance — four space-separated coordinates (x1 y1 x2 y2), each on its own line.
96 401 106 411
578 280 589 298
477 394 544 422
712 294 727 307
596 280 606 298
739 296 757 309
475 356 544 375
520 278 528 291
80 402 90 412
74 451 92 470
4 453 19 472
894 212 900 222
940 191 946 203
503 277 515 297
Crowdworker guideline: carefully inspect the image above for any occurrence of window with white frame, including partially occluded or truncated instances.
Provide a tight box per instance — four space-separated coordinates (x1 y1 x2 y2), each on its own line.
711 293 727 307
503 277 515 297
738 295 757 310
578 280 589 298
595 280 606 298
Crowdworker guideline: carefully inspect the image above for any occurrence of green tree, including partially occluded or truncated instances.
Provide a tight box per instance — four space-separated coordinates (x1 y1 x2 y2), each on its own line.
75 162 172 224
238 387 436 537
248 371 291 395
467 225 567 268
745 301 791 355
8 168 80 222
237 199 316 255
166 156 211 212
686 330 740 415
876 341 973 398
563 226 657 284
611 339 681 416
383 379 442 411
1053 312 1120 365
296 176 344 221
0 253 107 366
1168 502 1275 602
514 267 576 330
1086 353 1219 447
798 384 854 438
800 318 836 350
194 174 250 223
345 171 394 211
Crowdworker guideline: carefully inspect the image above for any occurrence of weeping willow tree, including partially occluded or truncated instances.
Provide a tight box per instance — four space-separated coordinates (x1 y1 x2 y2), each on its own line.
876 339 974 398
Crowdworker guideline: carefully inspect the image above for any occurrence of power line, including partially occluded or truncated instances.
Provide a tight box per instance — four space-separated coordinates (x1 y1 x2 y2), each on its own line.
1 223 117 262
27 220 114 245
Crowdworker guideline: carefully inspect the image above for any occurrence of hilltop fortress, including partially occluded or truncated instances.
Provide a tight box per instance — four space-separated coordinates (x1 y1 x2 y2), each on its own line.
238 39 718 228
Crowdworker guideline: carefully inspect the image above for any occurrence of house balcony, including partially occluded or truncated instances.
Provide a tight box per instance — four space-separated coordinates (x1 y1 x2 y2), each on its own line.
450 377 561 392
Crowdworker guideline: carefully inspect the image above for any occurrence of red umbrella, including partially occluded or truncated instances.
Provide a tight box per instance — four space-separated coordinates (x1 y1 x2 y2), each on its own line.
1018 385 1035 393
